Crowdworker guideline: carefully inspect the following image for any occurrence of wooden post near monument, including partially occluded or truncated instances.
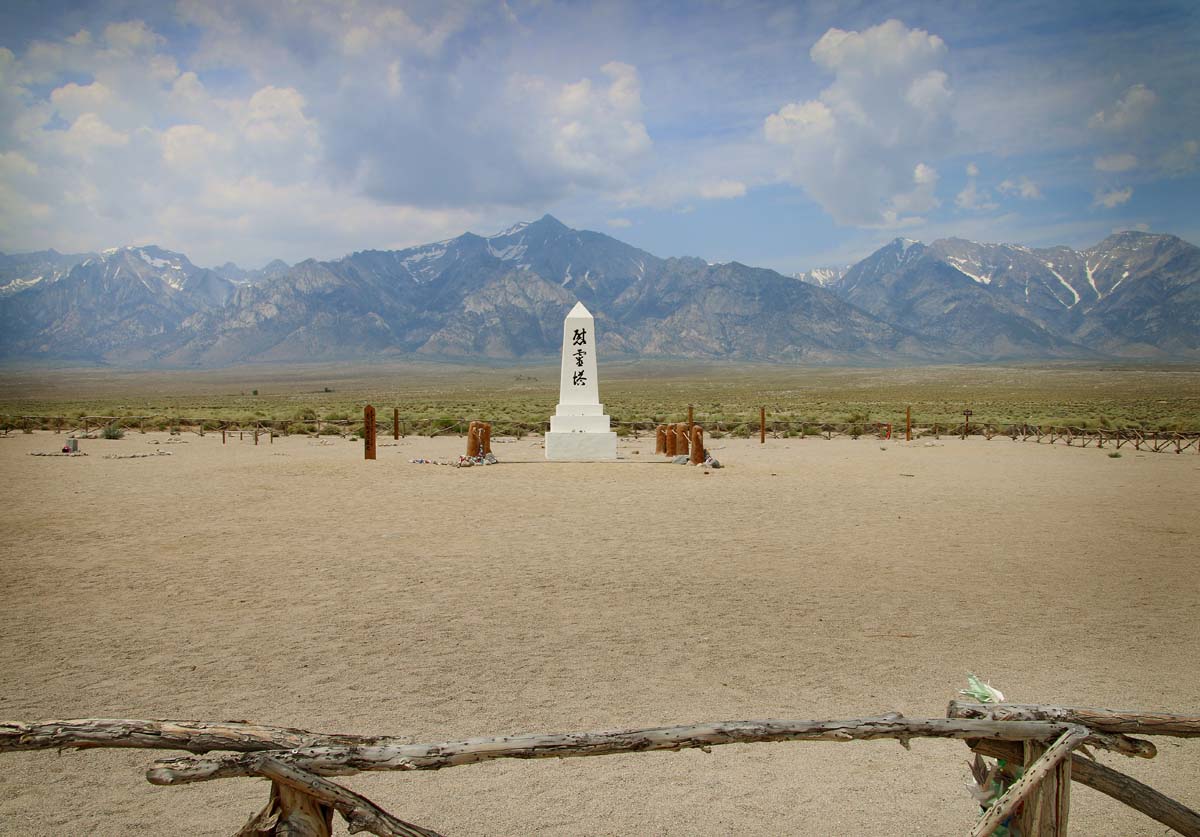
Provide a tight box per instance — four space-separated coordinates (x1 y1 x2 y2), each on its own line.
906 406 912 442
760 406 766 445
687 404 694 432
363 406 376 461
393 408 399 441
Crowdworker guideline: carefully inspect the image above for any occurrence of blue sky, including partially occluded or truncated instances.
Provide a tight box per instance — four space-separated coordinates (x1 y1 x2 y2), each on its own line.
1 1 1197 272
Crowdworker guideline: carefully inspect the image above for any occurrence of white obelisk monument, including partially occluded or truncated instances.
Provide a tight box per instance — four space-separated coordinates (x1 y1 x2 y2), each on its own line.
545 302 618 461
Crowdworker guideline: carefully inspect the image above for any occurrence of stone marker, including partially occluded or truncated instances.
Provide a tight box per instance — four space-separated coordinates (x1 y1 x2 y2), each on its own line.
545 302 618 461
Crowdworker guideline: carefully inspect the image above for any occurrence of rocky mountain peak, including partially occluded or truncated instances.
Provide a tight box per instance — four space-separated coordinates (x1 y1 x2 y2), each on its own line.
1 221 1197 364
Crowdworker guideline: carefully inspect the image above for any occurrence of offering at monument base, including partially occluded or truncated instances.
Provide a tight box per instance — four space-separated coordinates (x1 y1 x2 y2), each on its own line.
546 301 618 461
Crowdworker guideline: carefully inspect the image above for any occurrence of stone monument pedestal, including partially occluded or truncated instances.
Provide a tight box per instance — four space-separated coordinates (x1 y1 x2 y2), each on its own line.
546 404 617 460
544 430 617 460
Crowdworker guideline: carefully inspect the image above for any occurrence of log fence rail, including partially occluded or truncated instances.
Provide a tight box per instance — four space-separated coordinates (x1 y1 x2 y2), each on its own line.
2 700 1198 836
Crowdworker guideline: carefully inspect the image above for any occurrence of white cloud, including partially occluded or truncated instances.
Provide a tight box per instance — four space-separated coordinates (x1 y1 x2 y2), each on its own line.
102 20 164 55
341 26 373 56
763 101 833 144
606 217 632 228
955 162 997 211
1158 139 1198 175
508 61 651 192
0 17 489 264
1093 186 1133 208
1093 153 1137 172
386 61 403 97
880 162 940 225
160 124 232 169
156 176 482 265
1088 84 1157 132
0 151 39 179
998 176 1042 200
61 113 130 153
764 19 953 228
697 179 747 199
238 86 315 146
49 81 113 117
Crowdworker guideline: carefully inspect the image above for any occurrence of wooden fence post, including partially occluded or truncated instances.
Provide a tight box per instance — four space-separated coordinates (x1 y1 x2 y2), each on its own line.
393 408 399 441
1018 739 1073 836
687 404 694 431
906 406 912 442
364 406 376 460
760 407 766 445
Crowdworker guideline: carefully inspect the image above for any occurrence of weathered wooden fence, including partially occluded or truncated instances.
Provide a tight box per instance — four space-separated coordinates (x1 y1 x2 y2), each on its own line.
4 412 1198 454
2 699 1197 836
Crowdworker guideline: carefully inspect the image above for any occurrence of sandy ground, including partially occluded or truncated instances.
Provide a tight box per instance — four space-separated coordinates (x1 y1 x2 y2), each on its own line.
0 429 1197 835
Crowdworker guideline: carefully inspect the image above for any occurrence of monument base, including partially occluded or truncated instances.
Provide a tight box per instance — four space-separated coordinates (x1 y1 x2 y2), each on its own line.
545 431 618 461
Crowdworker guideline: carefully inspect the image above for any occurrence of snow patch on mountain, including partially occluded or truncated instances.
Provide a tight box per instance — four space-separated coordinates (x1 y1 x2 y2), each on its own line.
795 266 848 288
488 240 527 261
944 256 993 285
491 221 530 238
1085 261 1100 298
1043 262 1080 307
0 275 45 294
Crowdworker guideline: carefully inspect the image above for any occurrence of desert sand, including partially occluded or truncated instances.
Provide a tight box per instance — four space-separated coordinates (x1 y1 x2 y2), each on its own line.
0 429 1197 835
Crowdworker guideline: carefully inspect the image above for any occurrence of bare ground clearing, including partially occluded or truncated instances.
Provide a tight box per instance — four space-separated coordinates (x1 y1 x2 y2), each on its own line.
0 431 1197 835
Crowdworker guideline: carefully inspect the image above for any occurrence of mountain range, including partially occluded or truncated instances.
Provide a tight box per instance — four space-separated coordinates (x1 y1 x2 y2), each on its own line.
1 216 1196 365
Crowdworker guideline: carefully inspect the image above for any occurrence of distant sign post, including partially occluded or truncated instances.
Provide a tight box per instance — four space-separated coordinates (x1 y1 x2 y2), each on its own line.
364 405 377 460
963 409 973 439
